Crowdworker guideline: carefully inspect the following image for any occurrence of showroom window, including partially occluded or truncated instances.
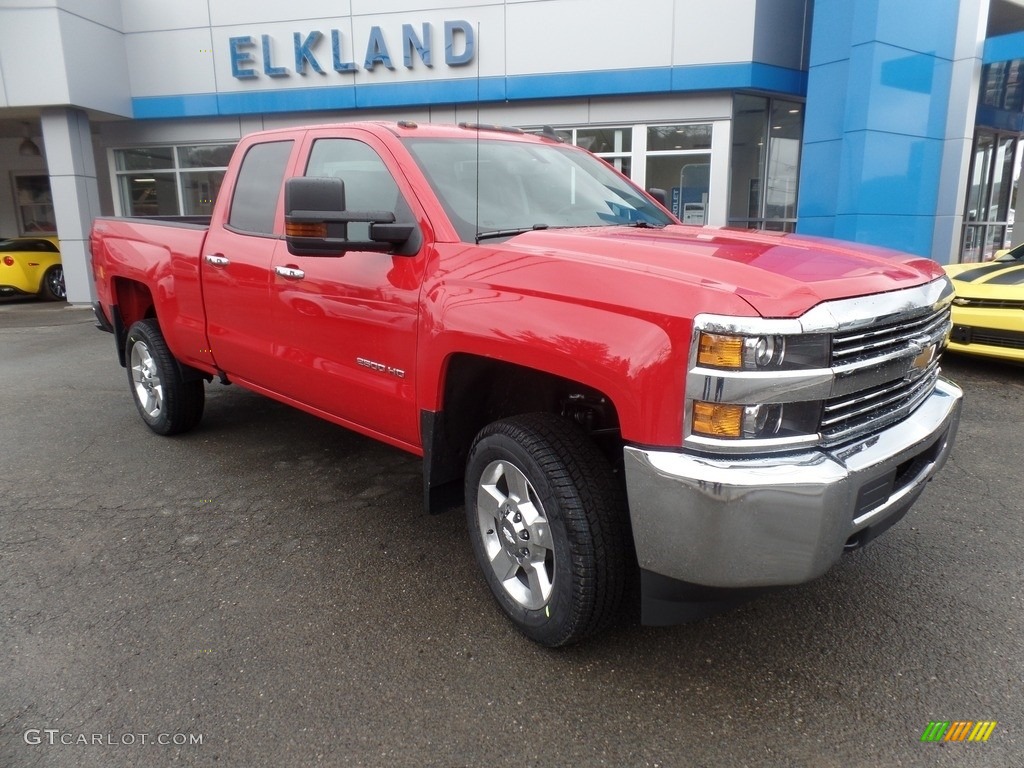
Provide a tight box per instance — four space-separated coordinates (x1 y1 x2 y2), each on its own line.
526 122 713 221
114 143 236 217
645 124 712 224
539 126 633 176
729 94 804 232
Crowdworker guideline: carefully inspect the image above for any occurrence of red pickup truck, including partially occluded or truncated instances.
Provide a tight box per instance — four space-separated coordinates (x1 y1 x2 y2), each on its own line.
91 121 962 646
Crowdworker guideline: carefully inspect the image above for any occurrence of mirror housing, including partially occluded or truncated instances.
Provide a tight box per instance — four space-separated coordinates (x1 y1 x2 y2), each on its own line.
284 176 415 256
647 187 668 208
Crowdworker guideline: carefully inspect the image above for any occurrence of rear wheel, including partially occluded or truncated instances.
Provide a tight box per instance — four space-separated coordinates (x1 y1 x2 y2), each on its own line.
39 265 65 301
465 413 629 647
125 319 204 435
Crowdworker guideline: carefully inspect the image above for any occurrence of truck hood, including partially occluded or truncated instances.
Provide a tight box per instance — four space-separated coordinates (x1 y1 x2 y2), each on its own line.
505 225 945 318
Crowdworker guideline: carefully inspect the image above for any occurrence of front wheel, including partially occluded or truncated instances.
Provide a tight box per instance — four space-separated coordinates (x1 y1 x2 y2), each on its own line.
465 413 629 647
125 319 204 435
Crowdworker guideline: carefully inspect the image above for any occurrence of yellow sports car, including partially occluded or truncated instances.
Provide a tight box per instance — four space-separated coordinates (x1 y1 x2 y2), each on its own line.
0 236 65 301
944 243 1024 362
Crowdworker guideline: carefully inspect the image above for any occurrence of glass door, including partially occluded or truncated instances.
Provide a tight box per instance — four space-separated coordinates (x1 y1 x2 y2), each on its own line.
728 95 804 232
961 130 1020 263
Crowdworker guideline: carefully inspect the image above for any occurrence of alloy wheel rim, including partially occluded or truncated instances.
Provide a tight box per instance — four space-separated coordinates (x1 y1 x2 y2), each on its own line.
48 266 65 299
130 340 163 418
476 459 555 610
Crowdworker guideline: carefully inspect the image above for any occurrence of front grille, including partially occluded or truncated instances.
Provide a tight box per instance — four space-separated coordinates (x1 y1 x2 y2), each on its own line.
951 324 1024 350
822 366 940 444
832 306 950 365
822 303 951 445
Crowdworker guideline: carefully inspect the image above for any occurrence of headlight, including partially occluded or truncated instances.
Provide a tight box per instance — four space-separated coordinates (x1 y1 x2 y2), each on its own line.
687 319 831 452
696 331 829 371
697 333 785 369
692 402 782 439
691 401 821 440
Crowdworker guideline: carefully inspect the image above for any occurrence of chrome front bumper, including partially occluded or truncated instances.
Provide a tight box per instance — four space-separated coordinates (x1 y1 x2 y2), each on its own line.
623 378 962 591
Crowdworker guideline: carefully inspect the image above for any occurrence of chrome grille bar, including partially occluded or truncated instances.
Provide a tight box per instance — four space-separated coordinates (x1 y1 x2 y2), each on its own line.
821 298 951 446
822 365 939 428
832 308 950 362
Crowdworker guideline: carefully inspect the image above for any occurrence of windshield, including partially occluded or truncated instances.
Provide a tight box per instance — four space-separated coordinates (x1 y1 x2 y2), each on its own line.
404 137 673 242
0 238 57 253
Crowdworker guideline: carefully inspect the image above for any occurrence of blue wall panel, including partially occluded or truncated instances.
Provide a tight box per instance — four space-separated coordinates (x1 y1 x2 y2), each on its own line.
807 0 855 68
838 132 943 217
833 213 937 256
850 0 959 57
984 30 1024 63
800 60 849 144
844 44 951 137
796 140 843 219
797 0 960 257
132 63 807 119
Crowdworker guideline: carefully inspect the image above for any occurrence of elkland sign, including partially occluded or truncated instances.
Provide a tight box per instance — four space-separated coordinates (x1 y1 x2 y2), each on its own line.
229 21 476 80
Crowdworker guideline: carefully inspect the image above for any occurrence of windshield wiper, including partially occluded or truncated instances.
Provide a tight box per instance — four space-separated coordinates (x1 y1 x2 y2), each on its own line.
475 224 549 243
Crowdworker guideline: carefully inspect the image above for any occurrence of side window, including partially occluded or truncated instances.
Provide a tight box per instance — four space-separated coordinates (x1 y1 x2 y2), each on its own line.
306 139 411 240
228 140 293 235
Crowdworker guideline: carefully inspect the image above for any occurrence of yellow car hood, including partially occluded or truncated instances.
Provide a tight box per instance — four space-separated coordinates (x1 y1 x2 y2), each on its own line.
945 260 1024 300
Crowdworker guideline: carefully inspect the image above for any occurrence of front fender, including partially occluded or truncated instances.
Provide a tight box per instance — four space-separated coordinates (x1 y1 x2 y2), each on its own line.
418 282 685 446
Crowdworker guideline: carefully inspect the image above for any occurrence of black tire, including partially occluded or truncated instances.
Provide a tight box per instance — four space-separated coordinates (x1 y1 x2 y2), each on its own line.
39 265 65 301
125 319 204 435
465 413 629 647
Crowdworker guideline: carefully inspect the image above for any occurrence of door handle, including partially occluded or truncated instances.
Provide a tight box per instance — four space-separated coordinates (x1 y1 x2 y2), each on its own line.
274 265 305 280
204 254 230 267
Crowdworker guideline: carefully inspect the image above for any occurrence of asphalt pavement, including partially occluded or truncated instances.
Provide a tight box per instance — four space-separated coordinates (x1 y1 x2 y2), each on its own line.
1 298 1021 767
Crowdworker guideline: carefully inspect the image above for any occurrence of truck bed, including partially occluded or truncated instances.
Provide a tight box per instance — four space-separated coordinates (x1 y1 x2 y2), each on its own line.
91 216 213 374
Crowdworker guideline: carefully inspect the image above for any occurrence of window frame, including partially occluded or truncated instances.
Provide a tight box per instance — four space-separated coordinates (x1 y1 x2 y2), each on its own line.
523 121 720 223
225 140 294 237
11 173 56 235
110 142 236 218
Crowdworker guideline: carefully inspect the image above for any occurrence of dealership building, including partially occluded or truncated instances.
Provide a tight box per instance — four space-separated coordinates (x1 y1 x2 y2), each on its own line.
3 0 1024 303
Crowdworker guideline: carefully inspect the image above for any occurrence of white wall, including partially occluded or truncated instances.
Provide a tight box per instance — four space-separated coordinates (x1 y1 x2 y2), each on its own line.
112 0 803 102
0 1 131 116
2 1 807 113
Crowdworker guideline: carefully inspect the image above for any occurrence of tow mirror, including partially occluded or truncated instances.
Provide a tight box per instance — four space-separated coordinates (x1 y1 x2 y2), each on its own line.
284 176 416 256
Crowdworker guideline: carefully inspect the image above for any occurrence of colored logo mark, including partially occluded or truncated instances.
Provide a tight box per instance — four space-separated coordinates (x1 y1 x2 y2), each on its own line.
920 721 997 742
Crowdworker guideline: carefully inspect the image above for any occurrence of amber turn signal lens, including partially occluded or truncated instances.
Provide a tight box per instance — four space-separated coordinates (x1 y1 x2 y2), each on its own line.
697 332 744 369
286 222 328 237
692 401 743 438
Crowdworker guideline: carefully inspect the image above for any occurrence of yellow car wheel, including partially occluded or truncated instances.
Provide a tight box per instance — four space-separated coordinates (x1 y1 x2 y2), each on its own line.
39 265 65 301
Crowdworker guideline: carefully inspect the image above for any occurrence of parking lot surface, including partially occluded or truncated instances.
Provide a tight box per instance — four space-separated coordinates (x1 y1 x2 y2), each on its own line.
1 299 1022 767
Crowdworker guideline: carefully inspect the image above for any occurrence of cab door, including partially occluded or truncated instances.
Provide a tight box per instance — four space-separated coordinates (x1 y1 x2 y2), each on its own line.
268 129 430 448
202 138 298 384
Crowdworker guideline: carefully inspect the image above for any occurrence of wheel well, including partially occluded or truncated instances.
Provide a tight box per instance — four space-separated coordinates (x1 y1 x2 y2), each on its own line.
422 354 623 512
113 278 156 328
111 279 156 366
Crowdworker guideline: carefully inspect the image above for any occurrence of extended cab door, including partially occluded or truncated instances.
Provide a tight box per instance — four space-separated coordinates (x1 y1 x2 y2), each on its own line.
202 138 298 383
268 130 429 449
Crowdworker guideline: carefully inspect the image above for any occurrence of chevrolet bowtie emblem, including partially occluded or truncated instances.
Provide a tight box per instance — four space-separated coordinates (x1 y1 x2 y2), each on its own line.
908 341 937 378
